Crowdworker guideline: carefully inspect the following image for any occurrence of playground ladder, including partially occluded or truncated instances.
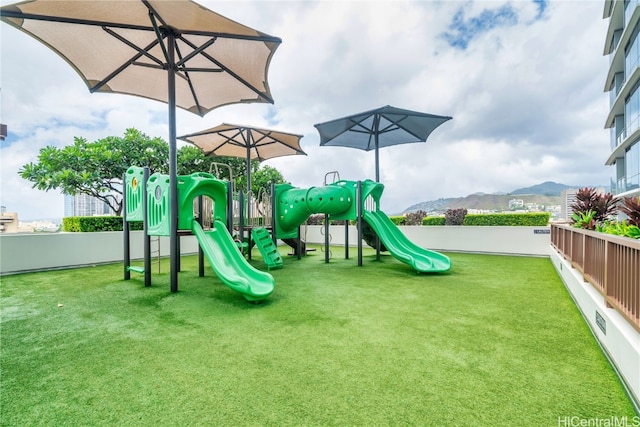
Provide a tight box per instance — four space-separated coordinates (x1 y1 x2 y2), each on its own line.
151 236 161 273
251 227 283 270
126 235 161 274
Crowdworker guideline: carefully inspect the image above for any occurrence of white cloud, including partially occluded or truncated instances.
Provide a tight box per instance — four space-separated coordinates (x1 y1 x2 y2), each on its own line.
0 0 611 219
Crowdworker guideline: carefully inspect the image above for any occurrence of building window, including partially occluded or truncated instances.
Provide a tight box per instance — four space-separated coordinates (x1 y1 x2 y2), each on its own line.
626 142 640 190
624 83 640 138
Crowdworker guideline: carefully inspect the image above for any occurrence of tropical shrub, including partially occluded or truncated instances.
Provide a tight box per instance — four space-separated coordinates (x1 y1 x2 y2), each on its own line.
571 210 596 230
596 220 640 239
404 210 426 226
420 213 549 226
306 214 324 225
570 187 617 224
62 216 143 232
422 216 446 226
359 221 387 252
619 196 640 227
591 196 640 239
445 208 467 225
463 212 550 226
389 216 405 226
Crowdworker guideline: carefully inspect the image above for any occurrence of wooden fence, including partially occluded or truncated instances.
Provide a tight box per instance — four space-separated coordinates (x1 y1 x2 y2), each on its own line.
551 224 639 332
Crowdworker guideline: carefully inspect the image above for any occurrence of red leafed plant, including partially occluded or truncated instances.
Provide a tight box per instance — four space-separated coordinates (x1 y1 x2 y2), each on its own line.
619 196 640 227
570 187 618 225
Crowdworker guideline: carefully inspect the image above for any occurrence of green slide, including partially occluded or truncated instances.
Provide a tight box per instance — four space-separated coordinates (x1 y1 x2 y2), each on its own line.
363 210 452 273
191 220 275 302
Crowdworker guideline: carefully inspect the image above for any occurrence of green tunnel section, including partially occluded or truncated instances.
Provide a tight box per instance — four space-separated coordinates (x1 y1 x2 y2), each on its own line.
274 183 352 239
125 166 145 222
274 179 384 239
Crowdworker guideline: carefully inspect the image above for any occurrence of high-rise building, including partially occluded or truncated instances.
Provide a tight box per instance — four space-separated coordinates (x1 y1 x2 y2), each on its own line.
64 193 112 217
604 1 640 199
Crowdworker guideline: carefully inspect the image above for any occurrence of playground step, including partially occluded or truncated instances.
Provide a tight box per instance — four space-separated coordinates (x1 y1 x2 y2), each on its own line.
127 265 145 274
251 228 283 271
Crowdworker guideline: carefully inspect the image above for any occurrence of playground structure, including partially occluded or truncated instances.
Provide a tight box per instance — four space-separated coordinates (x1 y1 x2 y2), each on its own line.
123 165 451 302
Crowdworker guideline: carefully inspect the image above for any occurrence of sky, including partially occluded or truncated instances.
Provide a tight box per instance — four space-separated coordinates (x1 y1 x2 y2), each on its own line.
0 0 611 220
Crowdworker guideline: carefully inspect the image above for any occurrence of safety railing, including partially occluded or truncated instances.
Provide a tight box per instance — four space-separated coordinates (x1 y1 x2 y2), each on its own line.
551 223 640 332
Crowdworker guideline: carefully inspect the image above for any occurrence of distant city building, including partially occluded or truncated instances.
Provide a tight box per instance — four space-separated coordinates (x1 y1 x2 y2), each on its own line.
64 193 113 217
0 206 18 233
561 189 578 221
603 2 640 199
508 199 524 209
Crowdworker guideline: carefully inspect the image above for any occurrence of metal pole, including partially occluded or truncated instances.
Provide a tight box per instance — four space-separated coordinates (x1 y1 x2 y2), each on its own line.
143 167 151 287
357 180 362 267
123 172 131 281
244 134 253 261
270 182 277 247
345 221 349 259
324 213 329 263
198 195 204 277
246 132 252 228
239 190 245 248
168 31 178 293
297 226 302 260
246 130 252 196
227 181 233 232
374 117 380 183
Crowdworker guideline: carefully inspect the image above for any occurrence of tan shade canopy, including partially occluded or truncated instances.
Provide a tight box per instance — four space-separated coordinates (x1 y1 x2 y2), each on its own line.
0 0 281 115
1 0 282 292
180 123 306 162
179 123 305 194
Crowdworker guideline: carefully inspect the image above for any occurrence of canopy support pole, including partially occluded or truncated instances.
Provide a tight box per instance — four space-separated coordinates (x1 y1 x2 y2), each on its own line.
143 167 151 287
357 180 363 266
168 30 179 293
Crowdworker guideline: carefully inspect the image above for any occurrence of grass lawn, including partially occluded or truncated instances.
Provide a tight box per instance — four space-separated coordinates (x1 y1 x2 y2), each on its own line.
1 246 636 426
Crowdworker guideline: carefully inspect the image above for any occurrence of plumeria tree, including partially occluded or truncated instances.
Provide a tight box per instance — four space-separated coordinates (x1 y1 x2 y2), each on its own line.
20 128 288 215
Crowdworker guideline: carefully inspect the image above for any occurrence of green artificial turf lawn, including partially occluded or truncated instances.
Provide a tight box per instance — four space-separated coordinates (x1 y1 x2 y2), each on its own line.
0 247 636 426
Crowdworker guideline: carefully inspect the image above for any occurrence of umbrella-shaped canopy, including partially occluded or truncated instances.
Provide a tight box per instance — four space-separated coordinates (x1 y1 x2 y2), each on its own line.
179 123 306 195
314 105 452 182
0 0 280 114
0 0 281 292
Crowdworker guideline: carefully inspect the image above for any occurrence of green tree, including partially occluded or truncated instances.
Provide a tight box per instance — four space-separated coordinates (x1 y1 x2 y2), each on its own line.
251 165 287 198
177 145 288 196
177 144 244 182
20 128 289 216
20 128 169 215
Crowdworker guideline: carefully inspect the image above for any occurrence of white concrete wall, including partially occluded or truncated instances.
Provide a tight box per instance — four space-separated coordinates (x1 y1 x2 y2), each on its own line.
1 226 550 274
550 250 640 408
0 231 198 275
301 225 551 256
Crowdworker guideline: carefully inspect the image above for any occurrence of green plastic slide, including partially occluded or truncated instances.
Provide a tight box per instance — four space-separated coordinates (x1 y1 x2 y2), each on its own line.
363 210 452 273
191 220 275 301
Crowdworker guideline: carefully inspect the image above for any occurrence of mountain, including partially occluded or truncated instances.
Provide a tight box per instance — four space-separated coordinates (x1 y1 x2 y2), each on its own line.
404 193 561 214
510 181 579 196
403 181 592 214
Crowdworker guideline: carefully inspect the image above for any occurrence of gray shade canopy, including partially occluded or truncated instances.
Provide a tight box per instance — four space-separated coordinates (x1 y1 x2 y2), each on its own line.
0 0 281 292
179 123 306 194
314 105 451 181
